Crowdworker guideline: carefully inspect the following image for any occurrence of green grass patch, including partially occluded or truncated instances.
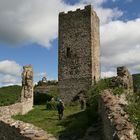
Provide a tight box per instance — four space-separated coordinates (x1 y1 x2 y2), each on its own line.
13 104 90 139
126 102 140 139
0 85 21 106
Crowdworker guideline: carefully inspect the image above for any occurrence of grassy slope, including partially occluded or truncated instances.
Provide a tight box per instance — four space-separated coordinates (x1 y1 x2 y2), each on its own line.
0 85 21 106
127 74 140 139
13 105 91 139
133 73 140 92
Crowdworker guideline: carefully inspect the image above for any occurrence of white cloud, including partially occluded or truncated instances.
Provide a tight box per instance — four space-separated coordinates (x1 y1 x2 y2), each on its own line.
101 71 116 78
0 74 21 86
0 60 22 76
1 75 16 84
36 72 47 77
0 0 123 47
101 19 140 73
1 0 139 76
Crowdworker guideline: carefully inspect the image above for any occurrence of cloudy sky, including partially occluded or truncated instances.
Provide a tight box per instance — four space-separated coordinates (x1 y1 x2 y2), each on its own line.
0 0 140 86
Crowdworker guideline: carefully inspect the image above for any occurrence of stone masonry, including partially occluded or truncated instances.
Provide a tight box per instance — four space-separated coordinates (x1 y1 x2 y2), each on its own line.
99 89 138 140
111 66 133 91
58 5 100 102
21 65 34 114
21 65 33 101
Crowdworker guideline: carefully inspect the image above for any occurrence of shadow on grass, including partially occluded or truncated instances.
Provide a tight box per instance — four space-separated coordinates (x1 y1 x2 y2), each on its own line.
57 110 93 140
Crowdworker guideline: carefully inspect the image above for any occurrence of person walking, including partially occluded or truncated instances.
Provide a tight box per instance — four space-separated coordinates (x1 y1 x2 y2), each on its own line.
57 99 64 120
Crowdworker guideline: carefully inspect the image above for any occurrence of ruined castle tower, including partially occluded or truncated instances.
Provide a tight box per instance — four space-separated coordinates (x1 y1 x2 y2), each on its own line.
58 5 100 102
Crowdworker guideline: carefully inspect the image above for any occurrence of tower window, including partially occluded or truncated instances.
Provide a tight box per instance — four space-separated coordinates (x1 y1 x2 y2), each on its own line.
67 47 71 58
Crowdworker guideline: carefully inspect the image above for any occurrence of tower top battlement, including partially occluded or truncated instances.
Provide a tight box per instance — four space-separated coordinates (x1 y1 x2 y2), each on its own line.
59 5 99 20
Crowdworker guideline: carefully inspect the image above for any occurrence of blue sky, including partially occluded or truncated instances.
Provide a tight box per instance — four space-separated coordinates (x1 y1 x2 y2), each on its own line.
0 0 140 86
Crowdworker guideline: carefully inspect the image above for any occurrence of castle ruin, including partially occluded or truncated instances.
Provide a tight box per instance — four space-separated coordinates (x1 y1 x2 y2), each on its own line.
58 5 100 102
21 65 34 114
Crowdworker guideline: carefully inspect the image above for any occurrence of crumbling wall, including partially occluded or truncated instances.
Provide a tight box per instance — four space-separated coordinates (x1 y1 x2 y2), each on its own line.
0 65 40 140
111 66 133 92
0 117 48 140
99 89 137 140
0 102 21 118
21 65 34 114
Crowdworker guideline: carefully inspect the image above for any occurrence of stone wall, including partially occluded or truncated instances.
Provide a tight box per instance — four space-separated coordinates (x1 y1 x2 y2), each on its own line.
0 100 33 117
0 102 21 118
99 89 137 140
0 117 49 140
58 5 100 102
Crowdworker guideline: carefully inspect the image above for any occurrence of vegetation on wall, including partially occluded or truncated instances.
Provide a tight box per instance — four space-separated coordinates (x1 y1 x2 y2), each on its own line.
126 88 140 139
86 79 110 121
0 85 21 106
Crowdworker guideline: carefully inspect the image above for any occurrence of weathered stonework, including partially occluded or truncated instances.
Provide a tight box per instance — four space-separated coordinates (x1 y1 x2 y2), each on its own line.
21 65 34 114
111 66 133 91
58 5 100 102
21 65 33 101
0 117 49 140
99 90 138 140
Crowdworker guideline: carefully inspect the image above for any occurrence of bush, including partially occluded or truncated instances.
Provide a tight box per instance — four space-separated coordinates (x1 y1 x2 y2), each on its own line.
86 79 110 123
46 100 58 110
34 86 59 105
34 92 53 105
112 87 124 95
126 102 140 139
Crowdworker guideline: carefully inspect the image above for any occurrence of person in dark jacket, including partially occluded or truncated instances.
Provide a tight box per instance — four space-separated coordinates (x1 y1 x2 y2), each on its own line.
57 99 64 120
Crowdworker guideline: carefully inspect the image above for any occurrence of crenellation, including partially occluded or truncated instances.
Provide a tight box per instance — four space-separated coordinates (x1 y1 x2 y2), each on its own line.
58 5 97 16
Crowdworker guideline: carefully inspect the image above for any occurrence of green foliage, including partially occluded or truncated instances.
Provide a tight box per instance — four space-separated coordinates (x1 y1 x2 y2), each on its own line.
133 73 140 92
126 101 140 139
88 79 110 105
46 100 58 110
35 80 58 87
112 87 124 95
85 79 110 126
0 85 21 106
47 80 58 86
34 86 59 105
34 92 52 105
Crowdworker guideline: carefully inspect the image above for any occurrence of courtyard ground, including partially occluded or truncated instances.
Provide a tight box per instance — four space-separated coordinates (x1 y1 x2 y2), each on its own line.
13 104 102 139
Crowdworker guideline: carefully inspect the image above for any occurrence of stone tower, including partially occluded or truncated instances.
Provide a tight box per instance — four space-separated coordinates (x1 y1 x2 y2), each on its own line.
58 5 100 102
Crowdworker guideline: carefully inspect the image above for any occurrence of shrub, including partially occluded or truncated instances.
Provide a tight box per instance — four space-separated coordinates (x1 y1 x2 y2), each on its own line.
46 100 58 110
86 79 110 123
34 92 53 105
34 86 59 105
112 87 124 95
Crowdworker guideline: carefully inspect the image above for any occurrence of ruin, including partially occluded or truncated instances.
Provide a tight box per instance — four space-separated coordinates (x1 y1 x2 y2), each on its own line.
58 5 100 102
21 65 34 114
111 66 133 93
21 65 33 101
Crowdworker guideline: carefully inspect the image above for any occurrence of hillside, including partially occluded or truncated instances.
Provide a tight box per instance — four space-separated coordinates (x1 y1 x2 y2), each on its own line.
133 73 140 92
0 85 21 106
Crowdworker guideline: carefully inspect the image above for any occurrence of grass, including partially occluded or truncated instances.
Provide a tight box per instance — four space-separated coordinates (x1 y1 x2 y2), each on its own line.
13 104 91 139
0 85 21 106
